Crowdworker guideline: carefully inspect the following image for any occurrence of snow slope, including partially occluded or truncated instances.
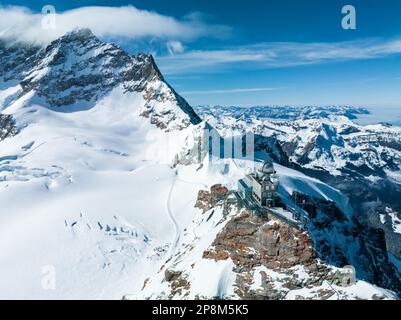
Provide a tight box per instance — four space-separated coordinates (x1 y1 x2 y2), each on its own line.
0 86 201 298
0 29 205 299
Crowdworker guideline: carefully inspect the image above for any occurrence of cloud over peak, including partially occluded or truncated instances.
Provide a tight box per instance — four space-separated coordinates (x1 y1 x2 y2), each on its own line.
0 5 230 45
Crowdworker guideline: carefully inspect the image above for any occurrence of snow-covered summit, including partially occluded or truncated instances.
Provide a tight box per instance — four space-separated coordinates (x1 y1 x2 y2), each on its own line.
1 28 201 130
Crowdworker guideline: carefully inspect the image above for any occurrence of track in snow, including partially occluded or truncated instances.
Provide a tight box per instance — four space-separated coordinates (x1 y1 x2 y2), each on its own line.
165 170 181 263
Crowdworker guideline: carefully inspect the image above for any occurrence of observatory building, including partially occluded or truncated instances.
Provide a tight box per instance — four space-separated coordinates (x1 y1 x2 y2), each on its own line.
238 160 279 207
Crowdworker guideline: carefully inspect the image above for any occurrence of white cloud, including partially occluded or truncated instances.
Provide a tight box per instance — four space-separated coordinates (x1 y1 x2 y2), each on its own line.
158 38 401 74
0 5 230 45
181 87 277 95
158 49 271 74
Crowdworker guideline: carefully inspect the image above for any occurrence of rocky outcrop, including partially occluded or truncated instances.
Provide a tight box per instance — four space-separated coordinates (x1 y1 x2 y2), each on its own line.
0 114 16 141
204 211 315 270
203 210 357 299
164 269 190 298
195 184 229 213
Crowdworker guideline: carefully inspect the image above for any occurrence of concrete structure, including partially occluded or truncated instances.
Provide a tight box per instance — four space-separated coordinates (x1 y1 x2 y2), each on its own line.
238 177 253 200
237 160 279 207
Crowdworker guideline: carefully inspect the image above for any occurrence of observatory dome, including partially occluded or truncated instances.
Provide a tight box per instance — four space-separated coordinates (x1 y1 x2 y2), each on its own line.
260 160 275 175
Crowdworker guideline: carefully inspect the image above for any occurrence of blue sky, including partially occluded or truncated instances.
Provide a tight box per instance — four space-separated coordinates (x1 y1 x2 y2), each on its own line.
1 0 401 107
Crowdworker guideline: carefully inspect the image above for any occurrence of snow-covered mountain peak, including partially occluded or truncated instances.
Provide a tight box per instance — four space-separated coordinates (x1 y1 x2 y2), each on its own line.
56 27 98 43
313 122 344 152
1 28 201 131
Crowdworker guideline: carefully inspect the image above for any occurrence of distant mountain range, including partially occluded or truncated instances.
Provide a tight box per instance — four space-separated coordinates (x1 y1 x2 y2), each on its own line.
195 105 370 121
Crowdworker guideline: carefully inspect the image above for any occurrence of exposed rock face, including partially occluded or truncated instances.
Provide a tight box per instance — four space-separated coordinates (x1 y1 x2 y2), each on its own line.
195 184 229 213
164 269 190 298
0 114 16 141
303 169 401 260
139 80 202 130
0 39 39 82
205 211 315 270
210 184 229 196
254 134 290 166
306 202 401 294
203 211 338 299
